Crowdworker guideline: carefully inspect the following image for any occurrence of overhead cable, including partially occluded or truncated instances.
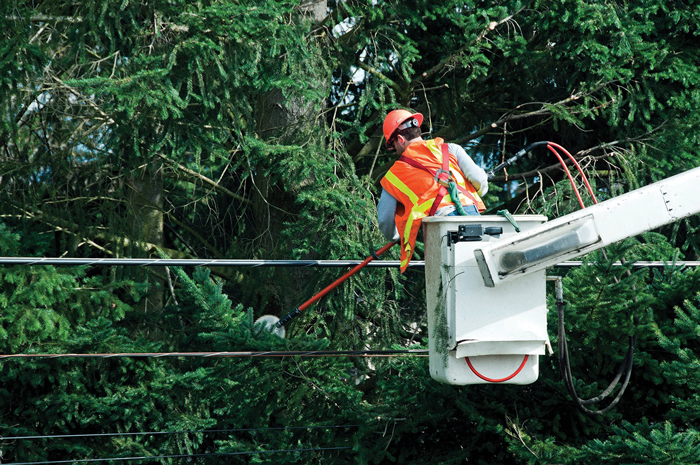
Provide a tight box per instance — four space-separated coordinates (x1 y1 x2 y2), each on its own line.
555 277 635 415
1 424 359 441
0 349 429 360
3 446 351 465
0 257 411 267
0 257 696 268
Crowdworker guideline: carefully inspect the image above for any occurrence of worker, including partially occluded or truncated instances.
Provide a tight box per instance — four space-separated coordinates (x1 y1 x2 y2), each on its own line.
378 109 488 272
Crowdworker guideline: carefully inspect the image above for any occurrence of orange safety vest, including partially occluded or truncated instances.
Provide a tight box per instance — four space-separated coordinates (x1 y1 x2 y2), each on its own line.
380 138 485 272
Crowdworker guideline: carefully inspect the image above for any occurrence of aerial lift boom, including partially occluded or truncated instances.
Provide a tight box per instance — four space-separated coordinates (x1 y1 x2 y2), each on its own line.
474 165 700 287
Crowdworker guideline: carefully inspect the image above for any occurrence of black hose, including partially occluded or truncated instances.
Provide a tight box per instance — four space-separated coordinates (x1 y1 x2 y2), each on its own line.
487 141 550 179
555 265 637 416
557 297 636 415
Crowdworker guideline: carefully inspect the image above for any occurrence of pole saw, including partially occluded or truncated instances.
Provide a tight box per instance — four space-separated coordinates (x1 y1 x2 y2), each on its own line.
255 241 397 338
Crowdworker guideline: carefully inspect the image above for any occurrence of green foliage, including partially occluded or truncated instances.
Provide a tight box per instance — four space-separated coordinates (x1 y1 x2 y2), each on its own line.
0 222 138 352
652 284 700 422
2 0 700 463
573 421 700 465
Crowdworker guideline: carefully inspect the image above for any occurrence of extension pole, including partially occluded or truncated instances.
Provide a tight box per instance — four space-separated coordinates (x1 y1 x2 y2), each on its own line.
276 242 397 327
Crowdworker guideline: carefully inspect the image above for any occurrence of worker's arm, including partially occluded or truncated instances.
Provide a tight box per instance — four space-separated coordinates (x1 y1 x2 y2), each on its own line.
377 189 401 242
448 143 488 196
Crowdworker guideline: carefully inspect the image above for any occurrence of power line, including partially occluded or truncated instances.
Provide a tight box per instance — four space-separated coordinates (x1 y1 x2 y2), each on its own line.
1 425 359 441
0 257 410 268
0 349 429 360
3 446 351 465
0 256 697 268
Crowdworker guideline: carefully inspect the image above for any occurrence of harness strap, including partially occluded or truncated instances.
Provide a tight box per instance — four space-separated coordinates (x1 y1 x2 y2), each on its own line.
398 143 480 216
430 144 451 216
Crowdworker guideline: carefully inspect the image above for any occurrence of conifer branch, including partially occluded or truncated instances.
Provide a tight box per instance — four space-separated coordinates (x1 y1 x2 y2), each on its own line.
48 76 115 124
413 9 525 86
7 15 84 22
355 61 403 95
6 205 240 280
0 93 42 148
41 196 125 205
9 14 192 34
575 122 667 157
489 124 665 182
352 132 384 164
164 212 225 259
489 150 617 183
7 202 157 257
158 154 252 205
454 91 590 145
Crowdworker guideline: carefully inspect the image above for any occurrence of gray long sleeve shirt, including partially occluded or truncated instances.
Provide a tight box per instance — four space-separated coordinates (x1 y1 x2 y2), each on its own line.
377 142 488 242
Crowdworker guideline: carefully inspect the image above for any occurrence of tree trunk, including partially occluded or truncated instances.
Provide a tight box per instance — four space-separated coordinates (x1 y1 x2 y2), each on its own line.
251 0 328 244
128 158 165 313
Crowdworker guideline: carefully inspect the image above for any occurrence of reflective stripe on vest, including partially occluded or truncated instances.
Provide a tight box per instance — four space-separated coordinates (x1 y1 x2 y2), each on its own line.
384 170 433 269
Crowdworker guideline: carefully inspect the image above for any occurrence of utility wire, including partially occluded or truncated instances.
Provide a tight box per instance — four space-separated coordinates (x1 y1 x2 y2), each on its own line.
0 256 696 268
1 425 360 441
0 257 412 268
0 349 429 360
3 446 351 465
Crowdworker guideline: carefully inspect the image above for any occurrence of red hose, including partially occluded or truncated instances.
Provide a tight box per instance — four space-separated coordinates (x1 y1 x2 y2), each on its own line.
465 355 529 383
547 142 599 204
546 145 587 209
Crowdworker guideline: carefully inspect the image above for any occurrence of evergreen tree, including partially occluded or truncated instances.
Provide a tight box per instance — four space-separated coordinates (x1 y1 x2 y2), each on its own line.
1 0 700 463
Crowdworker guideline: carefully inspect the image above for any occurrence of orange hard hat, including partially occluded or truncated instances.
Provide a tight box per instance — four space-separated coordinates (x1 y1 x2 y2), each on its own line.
383 109 424 147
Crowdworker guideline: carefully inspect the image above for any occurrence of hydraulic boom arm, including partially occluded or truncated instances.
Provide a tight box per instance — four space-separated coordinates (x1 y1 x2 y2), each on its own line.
475 166 700 287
